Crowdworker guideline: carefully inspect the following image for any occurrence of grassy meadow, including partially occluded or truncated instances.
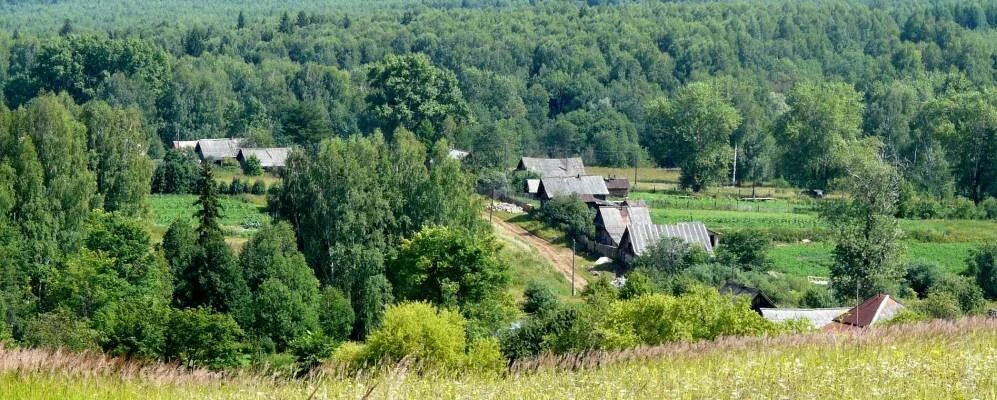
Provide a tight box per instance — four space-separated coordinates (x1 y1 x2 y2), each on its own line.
2 318 994 399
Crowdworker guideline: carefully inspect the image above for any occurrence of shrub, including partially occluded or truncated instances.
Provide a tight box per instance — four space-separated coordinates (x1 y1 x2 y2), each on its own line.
716 229 771 271
318 287 355 341
619 271 655 300
464 337 505 375
23 309 100 352
943 196 982 219
164 307 245 370
800 287 836 308
151 150 199 194
289 331 337 370
243 155 263 176
229 178 246 194
532 195 595 239
597 287 780 349
980 197 997 219
251 180 267 195
966 243 997 299
904 261 944 297
928 276 986 315
912 291 962 320
360 302 467 370
522 281 559 315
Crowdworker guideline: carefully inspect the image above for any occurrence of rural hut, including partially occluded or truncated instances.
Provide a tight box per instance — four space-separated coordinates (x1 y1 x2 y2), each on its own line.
594 202 652 247
617 222 716 264
172 140 198 150
759 307 851 329
604 177 630 197
823 294 904 331
195 138 246 163
525 179 541 195
536 175 610 204
719 282 777 314
237 147 291 171
517 157 587 178
448 148 470 161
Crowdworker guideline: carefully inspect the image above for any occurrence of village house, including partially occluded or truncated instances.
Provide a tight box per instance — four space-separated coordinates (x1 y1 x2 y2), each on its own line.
517 157 587 178
171 140 198 150
536 175 610 205
194 138 246 163
594 200 652 247
760 294 904 330
237 147 291 171
822 294 904 331
604 177 630 198
617 222 717 264
719 282 777 314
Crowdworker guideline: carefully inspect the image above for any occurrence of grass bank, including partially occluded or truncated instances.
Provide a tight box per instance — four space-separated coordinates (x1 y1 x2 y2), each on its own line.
2 318 994 399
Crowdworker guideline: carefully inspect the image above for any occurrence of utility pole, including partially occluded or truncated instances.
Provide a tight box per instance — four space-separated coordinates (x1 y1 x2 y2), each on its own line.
489 189 495 223
571 238 576 296
731 143 738 187
633 150 638 193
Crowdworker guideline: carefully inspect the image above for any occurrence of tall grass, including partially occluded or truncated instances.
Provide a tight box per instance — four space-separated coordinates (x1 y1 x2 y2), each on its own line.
2 318 994 399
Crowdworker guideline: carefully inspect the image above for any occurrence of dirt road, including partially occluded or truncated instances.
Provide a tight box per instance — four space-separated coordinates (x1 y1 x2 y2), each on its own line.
490 216 588 292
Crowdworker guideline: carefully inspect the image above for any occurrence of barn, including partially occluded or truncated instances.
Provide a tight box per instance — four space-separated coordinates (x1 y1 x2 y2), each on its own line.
594 201 652 247
617 222 717 264
536 176 610 204
237 147 291 171
194 138 246 162
517 157 587 178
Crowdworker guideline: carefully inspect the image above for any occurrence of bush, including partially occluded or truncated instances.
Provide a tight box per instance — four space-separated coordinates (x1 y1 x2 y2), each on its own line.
716 229 771 271
151 150 199 194
23 309 100 351
318 287 355 341
943 196 983 219
532 196 595 239
980 197 997 219
597 287 781 349
904 261 944 297
522 281 559 315
243 155 263 176
251 180 267 195
619 271 655 300
912 291 962 320
800 287 836 308
289 331 337 370
966 243 997 299
165 307 245 370
464 337 505 375
360 302 467 370
230 178 246 194
927 276 986 315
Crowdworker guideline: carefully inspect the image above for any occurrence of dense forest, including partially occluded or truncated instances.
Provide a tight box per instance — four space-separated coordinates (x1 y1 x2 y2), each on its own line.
0 0 995 372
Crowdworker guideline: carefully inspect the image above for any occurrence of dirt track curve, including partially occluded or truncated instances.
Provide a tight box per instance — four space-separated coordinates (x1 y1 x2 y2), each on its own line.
490 216 588 292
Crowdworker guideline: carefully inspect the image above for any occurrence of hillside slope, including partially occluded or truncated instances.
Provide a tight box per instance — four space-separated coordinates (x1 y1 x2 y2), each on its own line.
2 318 994 399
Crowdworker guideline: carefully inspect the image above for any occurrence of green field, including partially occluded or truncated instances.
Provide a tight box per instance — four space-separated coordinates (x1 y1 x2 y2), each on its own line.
148 194 270 246
3 318 993 399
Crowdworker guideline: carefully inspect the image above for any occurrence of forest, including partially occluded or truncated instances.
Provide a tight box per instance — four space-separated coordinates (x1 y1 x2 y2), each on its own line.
0 0 995 375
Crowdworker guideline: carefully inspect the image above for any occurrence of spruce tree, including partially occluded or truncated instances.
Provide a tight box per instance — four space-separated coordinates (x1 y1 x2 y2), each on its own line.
236 11 246 29
194 163 222 238
278 12 293 34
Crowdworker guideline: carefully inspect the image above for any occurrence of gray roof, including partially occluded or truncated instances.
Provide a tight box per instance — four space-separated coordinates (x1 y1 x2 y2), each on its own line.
597 205 652 245
760 308 851 329
196 138 246 160
172 140 198 149
238 147 290 168
519 157 586 177
448 149 470 161
623 222 714 255
538 176 609 199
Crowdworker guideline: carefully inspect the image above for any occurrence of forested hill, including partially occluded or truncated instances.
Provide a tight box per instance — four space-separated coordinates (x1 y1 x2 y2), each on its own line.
0 0 995 196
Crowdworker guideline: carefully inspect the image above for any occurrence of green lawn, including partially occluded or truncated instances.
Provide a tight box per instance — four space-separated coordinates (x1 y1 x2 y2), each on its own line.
768 241 980 277
212 166 281 187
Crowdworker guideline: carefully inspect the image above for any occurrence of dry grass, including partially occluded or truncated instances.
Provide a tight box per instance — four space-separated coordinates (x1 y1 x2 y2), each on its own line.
3 318 996 399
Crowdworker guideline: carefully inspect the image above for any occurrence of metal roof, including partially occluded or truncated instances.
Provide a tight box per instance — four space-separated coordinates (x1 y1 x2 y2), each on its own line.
238 147 291 168
172 140 198 149
538 175 609 199
597 205 652 246
195 138 246 160
760 307 851 329
448 149 470 161
519 157 586 177
604 178 630 190
623 222 714 255
831 294 904 328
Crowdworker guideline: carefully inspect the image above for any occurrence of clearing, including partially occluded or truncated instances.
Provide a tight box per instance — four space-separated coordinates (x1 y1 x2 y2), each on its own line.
489 213 589 292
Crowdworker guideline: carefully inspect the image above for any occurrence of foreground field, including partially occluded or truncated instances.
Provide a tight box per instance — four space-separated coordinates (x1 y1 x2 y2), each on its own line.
2 318 994 399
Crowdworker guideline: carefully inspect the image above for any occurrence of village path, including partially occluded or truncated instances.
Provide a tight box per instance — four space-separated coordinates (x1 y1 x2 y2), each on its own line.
489 216 588 292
